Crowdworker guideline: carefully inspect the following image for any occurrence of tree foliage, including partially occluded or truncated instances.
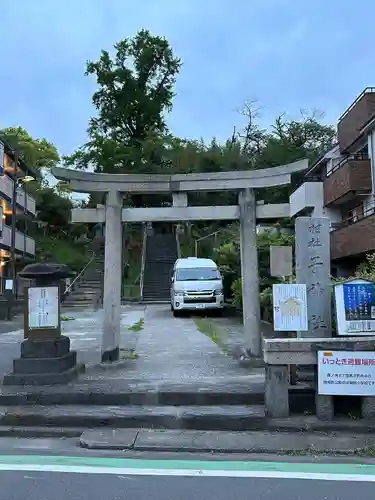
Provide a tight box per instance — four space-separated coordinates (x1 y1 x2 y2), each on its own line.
64 29 181 174
0 126 60 176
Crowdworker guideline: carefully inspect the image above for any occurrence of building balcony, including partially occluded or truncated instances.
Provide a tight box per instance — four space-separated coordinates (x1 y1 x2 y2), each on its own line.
338 87 375 153
0 175 36 215
289 181 324 217
330 203 375 260
0 225 35 255
323 154 372 206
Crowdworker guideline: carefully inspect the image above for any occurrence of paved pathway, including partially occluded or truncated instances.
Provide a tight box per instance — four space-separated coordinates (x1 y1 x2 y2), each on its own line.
0 306 144 379
0 304 264 390
120 305 252 382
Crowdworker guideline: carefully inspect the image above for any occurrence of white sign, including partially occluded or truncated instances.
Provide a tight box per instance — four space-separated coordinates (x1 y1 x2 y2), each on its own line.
272 283 308 331
334 279 375 336
28 286 59 329
318 350 375 396
4 279 13 291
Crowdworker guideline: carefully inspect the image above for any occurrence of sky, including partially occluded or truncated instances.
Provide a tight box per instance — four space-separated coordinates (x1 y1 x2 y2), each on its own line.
2 0 375 159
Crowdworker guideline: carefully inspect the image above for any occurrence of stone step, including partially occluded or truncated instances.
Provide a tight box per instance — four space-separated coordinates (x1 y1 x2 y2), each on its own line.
0 405 267 431
145 260 176 264
0 386 313 408
143 296 170 299
66 296 96 302
62 300 94 306
143 294 170 299
142 297 169 301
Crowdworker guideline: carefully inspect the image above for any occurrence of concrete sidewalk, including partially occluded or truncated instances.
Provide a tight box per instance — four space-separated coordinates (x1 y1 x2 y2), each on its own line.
0 315 24 336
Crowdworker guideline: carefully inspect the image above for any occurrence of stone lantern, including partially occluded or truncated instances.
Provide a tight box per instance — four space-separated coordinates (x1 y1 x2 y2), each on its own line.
3 262 84 385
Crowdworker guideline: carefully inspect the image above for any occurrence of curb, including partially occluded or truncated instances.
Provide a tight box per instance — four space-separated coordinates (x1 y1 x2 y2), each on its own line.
0 426 84 438
79 428 375 455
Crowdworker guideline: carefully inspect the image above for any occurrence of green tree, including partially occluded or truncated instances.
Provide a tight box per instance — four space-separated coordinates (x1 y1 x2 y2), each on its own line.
0 126 60 176
64 29 181 174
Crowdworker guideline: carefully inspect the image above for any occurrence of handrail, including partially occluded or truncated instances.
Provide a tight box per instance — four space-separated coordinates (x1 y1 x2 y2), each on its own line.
338 87 375 122
64 248 96 294
195 231 220 257
139 223 147 299
175 224 181 258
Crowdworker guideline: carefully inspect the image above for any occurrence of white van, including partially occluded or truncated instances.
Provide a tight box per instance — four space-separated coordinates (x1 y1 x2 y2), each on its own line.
170 257 224 316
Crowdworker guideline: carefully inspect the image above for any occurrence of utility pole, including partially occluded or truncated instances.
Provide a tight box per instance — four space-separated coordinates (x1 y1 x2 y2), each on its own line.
10 151 18 294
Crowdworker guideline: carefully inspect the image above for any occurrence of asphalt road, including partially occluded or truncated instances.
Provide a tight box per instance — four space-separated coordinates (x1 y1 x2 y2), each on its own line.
0 438 374 500
0 468 374 500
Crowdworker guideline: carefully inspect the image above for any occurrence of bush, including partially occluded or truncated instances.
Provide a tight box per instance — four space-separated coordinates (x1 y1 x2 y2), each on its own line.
36 236 88 273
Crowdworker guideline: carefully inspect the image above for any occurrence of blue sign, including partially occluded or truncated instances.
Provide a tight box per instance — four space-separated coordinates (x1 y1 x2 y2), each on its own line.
343 283 375 321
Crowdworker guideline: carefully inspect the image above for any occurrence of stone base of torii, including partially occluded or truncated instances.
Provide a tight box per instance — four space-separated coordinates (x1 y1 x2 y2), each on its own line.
52 159 308 362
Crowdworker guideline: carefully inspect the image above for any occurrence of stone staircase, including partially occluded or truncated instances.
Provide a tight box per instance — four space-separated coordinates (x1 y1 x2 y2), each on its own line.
63 245 104 309
142 233 178 302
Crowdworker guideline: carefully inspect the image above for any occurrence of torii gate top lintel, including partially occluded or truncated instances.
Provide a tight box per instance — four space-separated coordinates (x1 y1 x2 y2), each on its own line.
52 159 308 194
56 159 308 362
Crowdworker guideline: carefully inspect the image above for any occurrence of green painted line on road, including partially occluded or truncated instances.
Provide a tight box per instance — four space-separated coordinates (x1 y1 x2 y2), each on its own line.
0 455 374 477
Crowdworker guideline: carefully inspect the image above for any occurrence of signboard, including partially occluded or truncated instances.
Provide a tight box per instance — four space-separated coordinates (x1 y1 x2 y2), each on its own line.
334 279 375 336
0 140 4 176
318 350 375 396
270 246 293 278
272 283 308 331
28 286 59 329
4 279 13 291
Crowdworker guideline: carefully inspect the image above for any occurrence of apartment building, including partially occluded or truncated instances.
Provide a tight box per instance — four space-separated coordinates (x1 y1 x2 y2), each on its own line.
0 139 38 286
290 87 375 276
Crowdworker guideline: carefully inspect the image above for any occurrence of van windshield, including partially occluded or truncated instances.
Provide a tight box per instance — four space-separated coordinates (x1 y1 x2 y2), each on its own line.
175 268 221 281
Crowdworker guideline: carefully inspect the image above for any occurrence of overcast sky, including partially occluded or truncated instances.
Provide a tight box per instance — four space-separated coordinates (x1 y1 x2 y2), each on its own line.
1 0 374 159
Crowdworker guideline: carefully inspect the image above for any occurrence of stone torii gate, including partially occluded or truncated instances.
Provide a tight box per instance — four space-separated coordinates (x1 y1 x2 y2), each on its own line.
52 159 307 362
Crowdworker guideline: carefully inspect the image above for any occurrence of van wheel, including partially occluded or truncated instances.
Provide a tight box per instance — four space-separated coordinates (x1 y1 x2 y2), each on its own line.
216 309 223 317
170 304 174 312
173 310 180 317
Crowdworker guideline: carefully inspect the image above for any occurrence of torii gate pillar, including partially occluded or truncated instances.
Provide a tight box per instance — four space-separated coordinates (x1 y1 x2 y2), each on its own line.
102 190 123 361
239 188 261 357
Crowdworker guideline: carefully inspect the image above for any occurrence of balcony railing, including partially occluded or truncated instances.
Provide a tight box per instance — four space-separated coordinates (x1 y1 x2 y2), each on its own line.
333 198 375 230
339 87 375 122
323 154 372 206
331 200 375 260
338 88 375 153
327 153 368 176
0 175 36 215
0 225 35 255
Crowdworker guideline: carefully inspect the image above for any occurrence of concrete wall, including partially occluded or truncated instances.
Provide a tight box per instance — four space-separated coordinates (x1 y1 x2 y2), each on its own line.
289 181 342 227
289 182 325 217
